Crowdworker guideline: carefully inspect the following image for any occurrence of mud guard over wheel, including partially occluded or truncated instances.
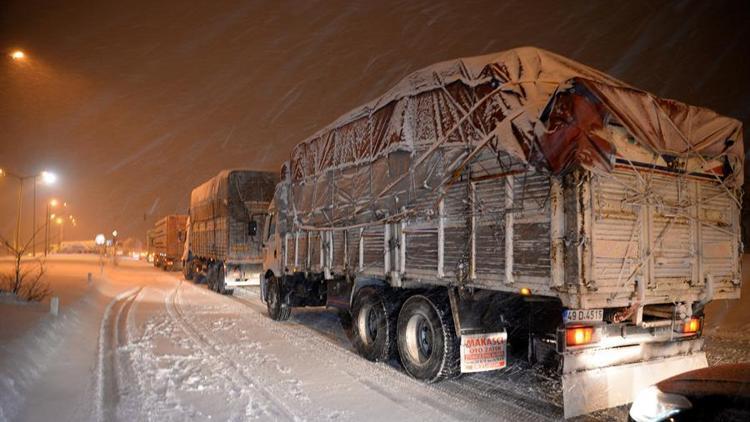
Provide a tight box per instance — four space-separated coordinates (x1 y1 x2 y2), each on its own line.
351 287 398 362
397 294 460 382
266 276 291 321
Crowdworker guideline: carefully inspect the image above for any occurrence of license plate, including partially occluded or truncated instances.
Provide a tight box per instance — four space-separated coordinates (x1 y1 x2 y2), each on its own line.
460 332 507 373
563 308 603 324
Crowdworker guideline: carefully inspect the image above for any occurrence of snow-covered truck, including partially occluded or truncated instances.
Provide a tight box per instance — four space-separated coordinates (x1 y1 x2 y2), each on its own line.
260 47 743 417
184 169 277 294
152 214 188 270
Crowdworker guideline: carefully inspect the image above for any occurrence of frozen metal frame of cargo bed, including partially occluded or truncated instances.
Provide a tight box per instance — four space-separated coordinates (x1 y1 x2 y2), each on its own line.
153 214 188 271
186 169 277 291
261 47 744 418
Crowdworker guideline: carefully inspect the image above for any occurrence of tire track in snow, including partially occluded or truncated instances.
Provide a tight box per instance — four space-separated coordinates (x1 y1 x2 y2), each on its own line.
226 293 482 420
223 289 533 421
165 281 300 421
95 286 143 421
228 288 559 421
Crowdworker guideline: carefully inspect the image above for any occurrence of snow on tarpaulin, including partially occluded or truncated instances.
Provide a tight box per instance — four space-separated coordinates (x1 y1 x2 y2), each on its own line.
190 169 278 222
189 169 277 262
285 46 743 229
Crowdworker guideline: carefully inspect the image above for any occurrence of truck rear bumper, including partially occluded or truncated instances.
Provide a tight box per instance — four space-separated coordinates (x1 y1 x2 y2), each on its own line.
562 338 707 418
225 273 261 287
225 280 258 287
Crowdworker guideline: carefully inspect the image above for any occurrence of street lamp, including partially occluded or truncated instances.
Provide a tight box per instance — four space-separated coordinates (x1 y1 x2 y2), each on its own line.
41 171 57 185
0 168 59 254
10 50 25 60
45 199 59 256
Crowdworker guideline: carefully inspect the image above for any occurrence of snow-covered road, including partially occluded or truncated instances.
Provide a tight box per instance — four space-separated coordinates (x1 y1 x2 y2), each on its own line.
2 256 749 421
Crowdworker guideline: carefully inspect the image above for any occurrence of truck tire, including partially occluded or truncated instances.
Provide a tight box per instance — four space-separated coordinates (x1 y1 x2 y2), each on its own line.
207 264 217 291
193 262 206 284
216 265 226 294
351 287 397 362
266 276 291 321
396 294 460 382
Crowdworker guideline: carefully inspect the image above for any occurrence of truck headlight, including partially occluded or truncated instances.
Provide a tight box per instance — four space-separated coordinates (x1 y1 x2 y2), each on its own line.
629 385 692 422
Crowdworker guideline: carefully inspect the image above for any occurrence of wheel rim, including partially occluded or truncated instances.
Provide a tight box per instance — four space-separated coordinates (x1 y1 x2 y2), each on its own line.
357 302 380 346
405 312 434 364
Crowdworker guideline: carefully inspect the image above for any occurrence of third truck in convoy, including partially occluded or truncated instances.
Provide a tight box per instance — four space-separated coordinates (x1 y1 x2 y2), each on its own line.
258 47 744 417
183 169 277 294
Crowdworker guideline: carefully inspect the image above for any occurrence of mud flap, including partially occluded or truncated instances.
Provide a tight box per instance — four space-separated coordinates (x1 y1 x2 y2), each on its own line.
562 340 707 418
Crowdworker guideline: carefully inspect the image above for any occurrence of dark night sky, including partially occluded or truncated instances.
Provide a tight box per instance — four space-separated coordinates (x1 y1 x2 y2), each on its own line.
1 0 749 246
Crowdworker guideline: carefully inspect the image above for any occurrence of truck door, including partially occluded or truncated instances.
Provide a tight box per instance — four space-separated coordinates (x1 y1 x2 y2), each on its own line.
262 210 280 276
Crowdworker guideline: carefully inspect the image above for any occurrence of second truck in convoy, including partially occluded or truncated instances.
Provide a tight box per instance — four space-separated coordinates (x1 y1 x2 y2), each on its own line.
183 169 277 294
152 214 188 270
259 47 744 417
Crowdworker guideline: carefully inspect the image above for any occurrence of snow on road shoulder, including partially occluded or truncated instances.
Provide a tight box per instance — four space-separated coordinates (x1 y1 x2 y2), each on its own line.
0 257 154 422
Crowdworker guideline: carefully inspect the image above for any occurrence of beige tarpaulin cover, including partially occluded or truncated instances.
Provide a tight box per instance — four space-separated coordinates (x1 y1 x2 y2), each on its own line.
285 46 743 228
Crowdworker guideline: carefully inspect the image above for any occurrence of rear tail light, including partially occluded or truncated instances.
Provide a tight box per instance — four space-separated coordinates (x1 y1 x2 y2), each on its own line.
681 317 701 334
566 326 595 347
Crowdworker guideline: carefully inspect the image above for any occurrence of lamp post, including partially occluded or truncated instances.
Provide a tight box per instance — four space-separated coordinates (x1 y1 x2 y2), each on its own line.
45 199 59 256
112 230 119 261
0 168 58 253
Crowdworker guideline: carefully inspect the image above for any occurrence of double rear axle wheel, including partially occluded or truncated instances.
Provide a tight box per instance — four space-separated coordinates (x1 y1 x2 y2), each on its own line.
350 289 460 382
205 263 233 296
262 278 460 382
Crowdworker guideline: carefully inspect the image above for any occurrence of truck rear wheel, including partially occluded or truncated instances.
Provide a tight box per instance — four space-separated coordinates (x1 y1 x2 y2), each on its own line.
351 287 397 362
193 262 206 284
207 264 217 291
266 276 291 321
397 294 460 382
216 265 226 294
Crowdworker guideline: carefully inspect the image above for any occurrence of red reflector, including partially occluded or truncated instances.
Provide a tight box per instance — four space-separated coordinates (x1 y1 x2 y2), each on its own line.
566 326 594 346
683 317 701 334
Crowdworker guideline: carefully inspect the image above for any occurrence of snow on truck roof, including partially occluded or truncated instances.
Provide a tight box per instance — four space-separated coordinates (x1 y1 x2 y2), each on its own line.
190 169 278 206
290 46 743 186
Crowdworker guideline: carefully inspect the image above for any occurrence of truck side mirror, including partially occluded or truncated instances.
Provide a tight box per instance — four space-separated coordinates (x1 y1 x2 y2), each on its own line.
248 220 258 237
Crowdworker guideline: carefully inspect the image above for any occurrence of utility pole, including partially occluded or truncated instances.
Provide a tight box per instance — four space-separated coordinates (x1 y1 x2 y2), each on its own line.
15 180 23 251
0 169 58 252
33 175 37 256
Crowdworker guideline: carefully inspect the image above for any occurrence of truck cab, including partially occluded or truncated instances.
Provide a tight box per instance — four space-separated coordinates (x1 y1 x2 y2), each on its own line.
262 200 281 280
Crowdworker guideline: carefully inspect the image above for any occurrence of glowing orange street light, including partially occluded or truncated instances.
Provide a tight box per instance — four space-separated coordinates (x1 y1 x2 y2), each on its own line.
10 50 25 60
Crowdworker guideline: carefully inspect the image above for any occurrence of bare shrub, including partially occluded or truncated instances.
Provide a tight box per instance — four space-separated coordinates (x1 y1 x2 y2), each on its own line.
0 231 52 302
